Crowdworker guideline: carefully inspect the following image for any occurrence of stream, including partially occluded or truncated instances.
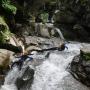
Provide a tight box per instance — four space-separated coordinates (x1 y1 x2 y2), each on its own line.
0 43 89 90
0 23 90 90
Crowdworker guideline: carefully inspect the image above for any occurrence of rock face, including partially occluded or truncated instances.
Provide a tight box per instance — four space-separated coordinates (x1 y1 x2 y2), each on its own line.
54 0 90 42
70 50 90 86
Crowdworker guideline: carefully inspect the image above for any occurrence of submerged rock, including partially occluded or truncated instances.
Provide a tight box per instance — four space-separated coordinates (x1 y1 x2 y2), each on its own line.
15 66 34 90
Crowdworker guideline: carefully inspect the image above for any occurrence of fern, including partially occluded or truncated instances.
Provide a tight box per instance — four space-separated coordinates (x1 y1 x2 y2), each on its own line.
1 0 17 14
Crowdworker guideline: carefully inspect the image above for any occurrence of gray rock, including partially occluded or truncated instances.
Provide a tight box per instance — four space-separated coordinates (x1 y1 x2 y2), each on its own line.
70 52 90 86
15 66 34 90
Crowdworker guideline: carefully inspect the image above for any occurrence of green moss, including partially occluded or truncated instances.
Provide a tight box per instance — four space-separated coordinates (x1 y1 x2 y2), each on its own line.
40 12 49 23
1 0 17 14
0 16 12 43
83 52 90 61
80 50 90 61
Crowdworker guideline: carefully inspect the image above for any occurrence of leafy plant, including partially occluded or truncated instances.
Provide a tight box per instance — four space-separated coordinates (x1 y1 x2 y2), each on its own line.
1 0 17 14
83 52 90 61
40 12 49 23
0 16 12 43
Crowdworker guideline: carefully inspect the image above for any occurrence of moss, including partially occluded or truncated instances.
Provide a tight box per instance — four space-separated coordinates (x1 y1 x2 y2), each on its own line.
1 0 17 14
40 12 49 23
0 16 12 43
83 53 90 61
81 50 90 61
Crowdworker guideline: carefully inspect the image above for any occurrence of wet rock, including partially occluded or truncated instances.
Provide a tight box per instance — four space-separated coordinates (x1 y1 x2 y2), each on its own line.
70 50 90 87
35 23 51 38
0 49 13 76
25 36 64 49
0 75 4 86
26 46 42 53
15 66 34 90
0 34 24 76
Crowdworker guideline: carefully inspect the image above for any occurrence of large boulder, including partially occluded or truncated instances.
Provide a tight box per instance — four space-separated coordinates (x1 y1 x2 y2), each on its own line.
0 16 12 43
15 66 34 90
70 50 90 86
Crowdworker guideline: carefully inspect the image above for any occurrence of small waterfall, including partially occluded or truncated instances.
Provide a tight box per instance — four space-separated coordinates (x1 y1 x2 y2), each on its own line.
35 22 65 41
54 27 65 41
45 23 65 41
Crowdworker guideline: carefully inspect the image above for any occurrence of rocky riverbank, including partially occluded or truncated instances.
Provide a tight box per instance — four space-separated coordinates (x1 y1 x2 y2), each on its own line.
70 43 90 87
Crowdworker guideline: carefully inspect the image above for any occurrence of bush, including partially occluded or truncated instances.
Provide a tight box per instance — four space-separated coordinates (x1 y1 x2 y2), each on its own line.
0 16 12 43
1 0 17 14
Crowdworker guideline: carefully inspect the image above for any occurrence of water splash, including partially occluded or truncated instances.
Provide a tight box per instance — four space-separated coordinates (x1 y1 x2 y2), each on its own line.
1 67 19 90
30 43 85 90
1 43 89 90
54 28 65 41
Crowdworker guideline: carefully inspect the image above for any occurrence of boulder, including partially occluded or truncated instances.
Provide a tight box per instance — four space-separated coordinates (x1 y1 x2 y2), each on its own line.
15 66 34 90
0 49 13 75
70 50 90 86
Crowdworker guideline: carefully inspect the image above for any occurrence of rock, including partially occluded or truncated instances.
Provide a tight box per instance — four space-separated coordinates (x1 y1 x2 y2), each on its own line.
70 50 90 86
0 49 13 75
81 43 90 53
0 16 12 43
26 46 42 53
0 34 23 75
73 24 89 40
0 75 4 86
54 11 77 24
53 0 90 42
25 36 64 49
35 23 51 38
85 14 90 28
15 66 34 90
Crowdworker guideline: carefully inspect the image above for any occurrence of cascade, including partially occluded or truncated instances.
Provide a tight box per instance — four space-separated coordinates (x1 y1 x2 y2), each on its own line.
0 23 89 90
1 42 89 90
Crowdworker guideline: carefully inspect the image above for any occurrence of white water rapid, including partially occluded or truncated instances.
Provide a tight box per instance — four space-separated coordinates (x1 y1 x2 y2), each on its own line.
1 42 89 90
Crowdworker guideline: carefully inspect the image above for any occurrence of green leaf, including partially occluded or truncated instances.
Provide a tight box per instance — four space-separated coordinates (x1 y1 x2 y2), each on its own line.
1 0 17 14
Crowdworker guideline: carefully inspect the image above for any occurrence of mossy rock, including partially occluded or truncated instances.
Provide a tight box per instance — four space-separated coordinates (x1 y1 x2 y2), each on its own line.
0 16 12 43
81 51 90 61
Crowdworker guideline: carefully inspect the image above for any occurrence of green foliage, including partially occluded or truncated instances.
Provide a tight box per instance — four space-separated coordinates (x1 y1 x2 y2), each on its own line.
0 16 12 43
79 0 88 6
40 12 49 23
83 52 90 61
1 0 17 14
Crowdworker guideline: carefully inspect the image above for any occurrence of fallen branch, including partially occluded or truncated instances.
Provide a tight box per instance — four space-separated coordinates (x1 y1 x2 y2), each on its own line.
0 43 22 53
30 44 66 52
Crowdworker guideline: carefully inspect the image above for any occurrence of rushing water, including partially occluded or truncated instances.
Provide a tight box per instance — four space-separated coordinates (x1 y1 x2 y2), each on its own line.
0 23 89 90
1 42 89 90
